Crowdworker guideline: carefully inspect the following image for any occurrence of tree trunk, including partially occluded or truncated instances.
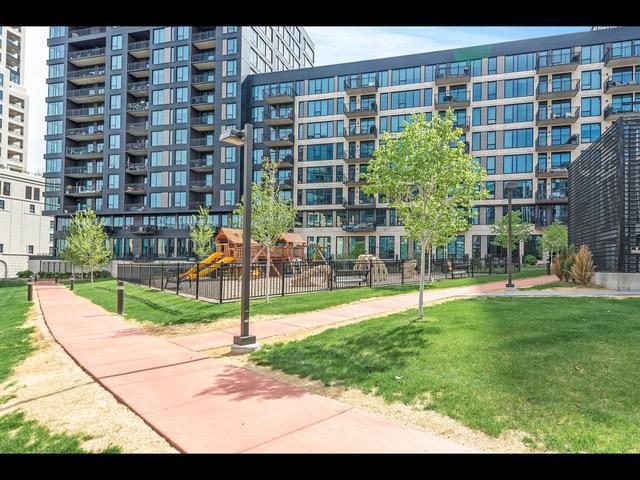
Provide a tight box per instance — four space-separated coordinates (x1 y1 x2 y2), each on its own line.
418 242 426 319
90 268 94 284
427 245 432 284
265 247 271 303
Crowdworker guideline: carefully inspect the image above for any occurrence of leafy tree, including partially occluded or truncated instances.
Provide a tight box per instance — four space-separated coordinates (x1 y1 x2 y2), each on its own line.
351 241 366 258
489 210 533 257
58 209 112 283
189 206 215 261
540 220 568 262
362 110 487 319
559 244 577 282
234 159 297 302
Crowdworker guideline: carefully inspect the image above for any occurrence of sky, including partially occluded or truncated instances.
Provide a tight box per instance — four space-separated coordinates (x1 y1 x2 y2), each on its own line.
24 26 589 172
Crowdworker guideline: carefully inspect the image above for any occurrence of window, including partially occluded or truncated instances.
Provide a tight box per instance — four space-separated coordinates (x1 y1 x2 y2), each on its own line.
47 101 63 116
503 128 533 148
49 26 65 38
486 156 496 174
27 245 34 254
504 180 533 199
48 64 64 79
175 129 188 145
152 28 166 44
391 67 421 85
581 123 601 143
224 38 237 55
485 181 495 199
111 54 122 70
504 53 535 73
487 131 496 150
110 94 121 109
47 120 63 135
176 45 189 62
224 60 237 76
224 81 237 98
503 154 533 173
111 35 122 50
45 158 61 173
48 82 64 97
49 44 64 60
581 70 601 90
110 74 122 90
175 66 188 82
487 57 497 75
470 59 482 76
581 44 603 64
473 82 482 101
389 90 420 109
109 114 121 129
503 103 533 123
224 103 236 120
308 77 334 94
581 96 601 117
108 174 119 189
108 154 120 169
46 139 62 154
174 171 187 186
107 194 119 209
306 99 333 117
222 190 236 206
472 132 481 151
504 77 534 98
472 108 482 126
487 106 497 125
487 81 497 100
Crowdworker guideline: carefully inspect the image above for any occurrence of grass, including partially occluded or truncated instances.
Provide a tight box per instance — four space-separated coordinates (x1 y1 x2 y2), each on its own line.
252 296 640 453
520 281 573 291
0 281 121 454
66 266 547 326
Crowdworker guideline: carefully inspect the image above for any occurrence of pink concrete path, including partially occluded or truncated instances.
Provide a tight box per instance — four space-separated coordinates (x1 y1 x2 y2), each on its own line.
36 282 480 453
171 274 558 352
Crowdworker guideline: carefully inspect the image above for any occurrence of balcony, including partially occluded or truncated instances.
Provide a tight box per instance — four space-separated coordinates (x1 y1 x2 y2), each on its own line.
343 125 377 141
128 40 150 59
190 137 215 152
189 180 214 192
536 50 580 74
604 77 640 94
434 92 470 110
603 46 640 67
125 162 148 175
67 106 105 122
536 80 580 100
66 125 105 141
191 94 215 111
127 101 149 116
536 189 568 204
343 173 366 186
604 102 640 121
190 158 215 172
536 107 580 126
68 47 106 67
126 142 148 155
277 178 294 189
453 119 470 133
191 115 216 131
343 76 378 95
536 164 569 178
263 86 296 105
435 67 470 86
129 225 158 235
264 132 295 147
68 27 106 38
342 222 376 232
264 109 295 126
127 61 150 78
66 144 104 159
192 51 215 70
65 166 103 179
67 85 105 104
270 155 294 168
127 81 149 97
192 72 215 90
189 201 213 211
68 66 106 86
344 151 374 163
192 30 216 49
6 37 20 53
124 204 147 212
64 185 103 197
535 135 579 152
343 197 376 208
127 121 149 136
343 102 377 119
124 183 146 195
6 51 20 66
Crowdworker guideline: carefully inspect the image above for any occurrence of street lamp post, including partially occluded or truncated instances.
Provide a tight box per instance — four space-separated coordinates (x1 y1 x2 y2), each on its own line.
505 181 517 290
220 124 259 352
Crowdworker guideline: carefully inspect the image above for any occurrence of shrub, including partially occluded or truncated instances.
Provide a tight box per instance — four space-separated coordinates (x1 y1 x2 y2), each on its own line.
571 244 596 286
559 244 577 282
16 270 33 278
524 254 538 266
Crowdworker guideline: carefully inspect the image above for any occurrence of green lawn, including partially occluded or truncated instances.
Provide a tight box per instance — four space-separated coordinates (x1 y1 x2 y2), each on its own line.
252 296 640 453
0 281 120 454
66 266 547 326
520 281 573 291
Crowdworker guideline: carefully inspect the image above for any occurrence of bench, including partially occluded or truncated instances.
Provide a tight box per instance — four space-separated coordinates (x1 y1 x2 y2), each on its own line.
332 269 369 288
442 261 469 279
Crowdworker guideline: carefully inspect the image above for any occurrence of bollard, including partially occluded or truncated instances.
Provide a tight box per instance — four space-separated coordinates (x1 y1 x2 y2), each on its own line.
70 276 75 291
117 280 124 315
546 258 551 275
27 277 33 301
54 275 58 284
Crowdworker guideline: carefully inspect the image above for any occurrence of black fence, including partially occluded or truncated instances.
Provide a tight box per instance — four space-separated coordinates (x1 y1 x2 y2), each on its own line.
117 256 520 303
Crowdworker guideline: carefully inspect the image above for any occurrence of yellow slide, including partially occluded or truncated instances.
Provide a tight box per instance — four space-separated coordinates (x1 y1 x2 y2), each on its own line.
179 252 225 281
196 255 235 278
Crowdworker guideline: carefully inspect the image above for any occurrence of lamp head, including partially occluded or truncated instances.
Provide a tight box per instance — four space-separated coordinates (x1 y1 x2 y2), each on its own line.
505 181 517 190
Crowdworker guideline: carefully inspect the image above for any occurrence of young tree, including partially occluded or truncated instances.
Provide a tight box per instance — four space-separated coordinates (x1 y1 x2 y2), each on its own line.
234 159 297 302
189 205 215 261
362 110 487 319
540 220 568 262
58 209 112 283
489 210 533 259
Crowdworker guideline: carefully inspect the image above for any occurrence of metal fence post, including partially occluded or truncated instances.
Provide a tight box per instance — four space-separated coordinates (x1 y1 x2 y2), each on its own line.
369 259 373 287
329 261 333 291
195 262 200 300
117 280 124 315
488 256 492 275
219 263 224 304
401 259 405 285
148 265 152 289
160 263 165 290
281 261 286 296
176 263 180 295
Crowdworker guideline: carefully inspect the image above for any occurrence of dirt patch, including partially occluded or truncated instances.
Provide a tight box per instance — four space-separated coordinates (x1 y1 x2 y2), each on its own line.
0 289 176 453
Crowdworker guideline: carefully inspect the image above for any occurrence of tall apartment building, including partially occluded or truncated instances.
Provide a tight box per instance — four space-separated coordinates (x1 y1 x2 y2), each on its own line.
0 26 53 277
245 27 640 260
44 26 314 258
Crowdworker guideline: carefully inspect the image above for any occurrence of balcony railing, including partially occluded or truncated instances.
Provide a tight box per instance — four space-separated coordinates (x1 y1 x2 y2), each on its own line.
192 72 215 83
604 76 640 93
536 79 580 97
124 204 147 212
189 202 213 210
277 178 294 188
192 51 215 63
190 158 214 169
344 102 378 116
434 91 470 108
604 102 640 119
67 106 105 118
536 189 568 201
128 40 150 51
192 30 216 41
265 132 295 144
342 222 376 232
343 197 376 208
125 183 146 193
343 126 377 137
537 164 569 175
66 125 105 136
127 101 149 112
126 142 148 152
264 109 295 121
127 121 149 132
263 85 296 100
343 75 379 92
127 81 149 92
66 144 104 156
536 107 580 123
68 47 106 60
535 134 579 149
125 162 148 173
68 66 106 79
65 166 102 176
67 86 105 98
128 61 149 72
190 138 215 148
65 185 103 195
189 180 214 189
536 50 581 71
192 95 214 105
191 115 215 127
68 27 106 38
344 150 374 162
435 67 471 83
603 45 640 66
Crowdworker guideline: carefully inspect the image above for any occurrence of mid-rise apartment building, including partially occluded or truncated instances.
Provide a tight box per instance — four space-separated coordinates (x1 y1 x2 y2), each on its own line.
44 26 314 258
245 27 640 260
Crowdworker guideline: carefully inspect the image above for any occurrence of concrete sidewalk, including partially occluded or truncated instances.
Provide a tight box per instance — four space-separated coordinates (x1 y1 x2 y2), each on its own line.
171 274 558 352
36 282 480 453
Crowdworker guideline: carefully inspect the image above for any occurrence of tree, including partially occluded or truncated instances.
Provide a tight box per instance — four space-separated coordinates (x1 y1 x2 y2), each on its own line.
362 110 487 319
489 210 533 258
58 209 112 283
540 220 568 262
234 159 297 302
558 244 577 282
571 244 596 286
189 206 215 261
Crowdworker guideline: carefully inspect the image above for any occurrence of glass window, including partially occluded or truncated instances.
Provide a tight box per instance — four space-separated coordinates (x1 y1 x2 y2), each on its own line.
391 67 421 85
110 74 122 90
503 154 533 173
486 156 496 175
581 123 601 143
503 102 533 123
487 106 497 124
487 81 497 100
581 69 601 90
504 77 534 98
581 44 603 64
472 107 482 126
504 53 536 73
581 96 601 117
473 82 482 101
111 35 122 50
487 57 497 75
487 131 496 150
503 128 533 148
308 77 334 94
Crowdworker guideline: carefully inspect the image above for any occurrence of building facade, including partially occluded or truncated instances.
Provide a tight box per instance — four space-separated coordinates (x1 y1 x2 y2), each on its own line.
568 116 640 274
44 26 314 258
245 27 640 260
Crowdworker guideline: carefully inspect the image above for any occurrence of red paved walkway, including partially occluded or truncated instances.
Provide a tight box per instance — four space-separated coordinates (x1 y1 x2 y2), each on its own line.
37 282 486 453
171 274 557 352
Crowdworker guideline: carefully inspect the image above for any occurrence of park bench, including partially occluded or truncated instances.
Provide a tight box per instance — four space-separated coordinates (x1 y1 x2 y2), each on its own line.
332 268 370 288
442 260 469 279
